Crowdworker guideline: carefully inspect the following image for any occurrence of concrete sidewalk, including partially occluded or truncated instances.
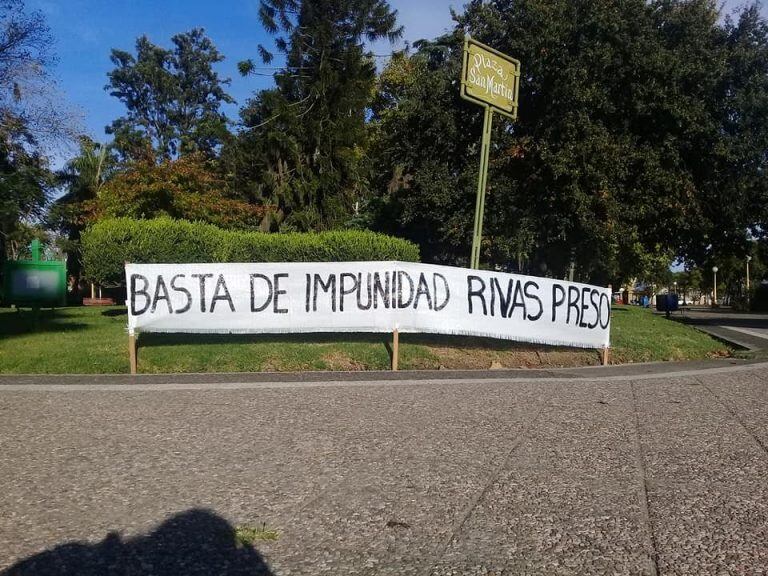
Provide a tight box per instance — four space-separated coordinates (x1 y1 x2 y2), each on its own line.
1 364 767 575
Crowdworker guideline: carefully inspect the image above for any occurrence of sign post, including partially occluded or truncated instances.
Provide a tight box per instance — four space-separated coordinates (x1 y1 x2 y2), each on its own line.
460 36 521 269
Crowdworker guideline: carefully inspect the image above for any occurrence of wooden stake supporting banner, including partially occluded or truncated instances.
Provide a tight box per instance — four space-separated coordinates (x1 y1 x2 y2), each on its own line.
391 329 399 371
601 283 613 367
129 333 137 375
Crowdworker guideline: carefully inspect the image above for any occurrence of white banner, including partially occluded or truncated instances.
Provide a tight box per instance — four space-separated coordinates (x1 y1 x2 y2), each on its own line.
125 262 611 349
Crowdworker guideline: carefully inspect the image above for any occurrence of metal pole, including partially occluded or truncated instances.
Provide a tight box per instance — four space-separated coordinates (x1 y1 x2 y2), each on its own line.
470 107 493 269
713 271 717 305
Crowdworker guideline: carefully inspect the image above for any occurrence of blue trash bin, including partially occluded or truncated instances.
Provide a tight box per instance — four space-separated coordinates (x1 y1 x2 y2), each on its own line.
656 294 679 314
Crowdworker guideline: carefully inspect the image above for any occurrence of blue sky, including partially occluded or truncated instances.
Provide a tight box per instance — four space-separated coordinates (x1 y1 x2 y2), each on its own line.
31 0 458 144
31 0 764 148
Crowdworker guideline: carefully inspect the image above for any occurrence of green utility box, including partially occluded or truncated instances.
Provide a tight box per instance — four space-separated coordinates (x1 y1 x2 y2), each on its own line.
2 240 66 307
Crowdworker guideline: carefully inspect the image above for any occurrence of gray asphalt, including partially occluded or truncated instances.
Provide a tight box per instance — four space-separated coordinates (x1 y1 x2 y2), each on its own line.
673 309 768 353
1 363 767 575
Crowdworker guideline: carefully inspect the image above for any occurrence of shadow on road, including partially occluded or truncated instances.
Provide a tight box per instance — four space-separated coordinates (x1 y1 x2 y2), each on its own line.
1 509 274 576
676 315 768 330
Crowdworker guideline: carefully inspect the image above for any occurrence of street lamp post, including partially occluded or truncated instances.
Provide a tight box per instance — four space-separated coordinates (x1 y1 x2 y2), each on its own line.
712 266 718 307
672 280 678 311
746 255 752 293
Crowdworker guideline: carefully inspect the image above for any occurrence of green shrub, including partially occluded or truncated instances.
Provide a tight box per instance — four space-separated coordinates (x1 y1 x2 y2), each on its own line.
81 217 420 285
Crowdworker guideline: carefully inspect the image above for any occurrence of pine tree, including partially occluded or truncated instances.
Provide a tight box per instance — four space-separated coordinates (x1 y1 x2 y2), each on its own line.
225 0 402 231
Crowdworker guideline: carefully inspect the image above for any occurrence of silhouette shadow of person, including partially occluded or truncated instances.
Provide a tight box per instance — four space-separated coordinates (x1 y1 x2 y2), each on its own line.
1 508 275 576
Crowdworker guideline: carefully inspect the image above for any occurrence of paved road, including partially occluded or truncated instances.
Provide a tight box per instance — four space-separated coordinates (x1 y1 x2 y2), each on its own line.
674 308 768 352
1 363 767 575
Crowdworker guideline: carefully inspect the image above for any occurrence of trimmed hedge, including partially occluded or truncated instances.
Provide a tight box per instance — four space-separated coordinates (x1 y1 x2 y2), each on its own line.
81 217 420 286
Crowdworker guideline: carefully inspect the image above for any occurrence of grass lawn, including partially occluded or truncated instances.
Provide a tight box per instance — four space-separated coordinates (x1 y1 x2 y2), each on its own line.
0 305 729 374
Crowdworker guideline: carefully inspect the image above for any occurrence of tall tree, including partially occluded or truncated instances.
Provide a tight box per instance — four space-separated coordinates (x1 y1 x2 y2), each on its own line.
106 28 234 161
224 0 402 231
48 137 115 285
0 118 53 262
0 0 50 113
370 1 768 285
0 0 78 148
703 6 768 263
367 40 487 264
0 0 61 264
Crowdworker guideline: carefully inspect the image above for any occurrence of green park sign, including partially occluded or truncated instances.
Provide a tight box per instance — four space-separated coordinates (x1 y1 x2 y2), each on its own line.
2 240 66 307
461 37 521 118
460 37 521 269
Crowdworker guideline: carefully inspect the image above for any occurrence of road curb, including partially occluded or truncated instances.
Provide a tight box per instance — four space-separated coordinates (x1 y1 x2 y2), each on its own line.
0 359 764 390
